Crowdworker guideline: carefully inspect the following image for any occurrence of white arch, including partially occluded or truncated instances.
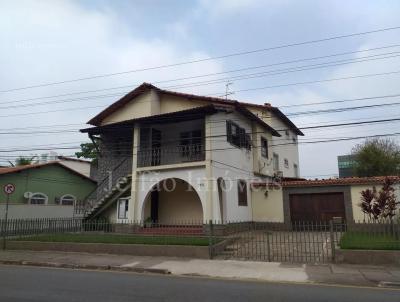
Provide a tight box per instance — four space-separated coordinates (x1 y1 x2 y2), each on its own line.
140 177 204 223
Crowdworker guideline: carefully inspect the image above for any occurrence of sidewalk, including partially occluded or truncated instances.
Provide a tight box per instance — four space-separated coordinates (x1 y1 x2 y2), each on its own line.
0 250 399 288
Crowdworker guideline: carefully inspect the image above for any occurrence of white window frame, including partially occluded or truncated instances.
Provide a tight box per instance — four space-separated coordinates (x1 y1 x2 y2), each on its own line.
118 198 129 220
59 194 76 206
29 192 48 205
273 153 279 171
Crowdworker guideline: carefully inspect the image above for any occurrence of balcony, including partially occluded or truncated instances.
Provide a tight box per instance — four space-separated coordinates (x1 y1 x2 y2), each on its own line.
137 144 205 167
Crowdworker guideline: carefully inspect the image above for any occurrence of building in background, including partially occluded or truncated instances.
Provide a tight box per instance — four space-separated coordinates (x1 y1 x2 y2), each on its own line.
0 162 96 219
338 155 357 178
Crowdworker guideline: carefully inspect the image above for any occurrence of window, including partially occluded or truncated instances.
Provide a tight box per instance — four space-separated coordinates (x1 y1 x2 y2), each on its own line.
226 120 251 150
294 164 299 178
118 198 129 219
180 130 202 157
261 137 268 158
284 158 289 168
237 180 248 206
30 193 48 205
60 194 76 206
273 153 279 171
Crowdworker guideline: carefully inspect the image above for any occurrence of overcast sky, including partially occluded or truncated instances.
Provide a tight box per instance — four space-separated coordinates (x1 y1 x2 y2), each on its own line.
1 0 400 178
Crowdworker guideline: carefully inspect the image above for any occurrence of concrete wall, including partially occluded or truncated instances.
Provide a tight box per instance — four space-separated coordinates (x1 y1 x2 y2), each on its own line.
247 107 300 178
251 187 284 222
58 160 91 178
350 183 400 222
101 89 160 125
0 204 80 219
209 111 254 222
142 178 203 223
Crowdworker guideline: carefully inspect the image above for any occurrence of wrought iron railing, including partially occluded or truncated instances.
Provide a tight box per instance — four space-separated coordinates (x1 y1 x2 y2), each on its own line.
137 144 205 167
82 157 133 215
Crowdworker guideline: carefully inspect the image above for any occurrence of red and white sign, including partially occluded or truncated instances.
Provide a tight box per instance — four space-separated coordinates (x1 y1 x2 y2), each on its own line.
3 183 15 195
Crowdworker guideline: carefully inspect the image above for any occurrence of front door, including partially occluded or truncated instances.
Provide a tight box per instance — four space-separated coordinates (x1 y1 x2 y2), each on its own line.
150 190 159 223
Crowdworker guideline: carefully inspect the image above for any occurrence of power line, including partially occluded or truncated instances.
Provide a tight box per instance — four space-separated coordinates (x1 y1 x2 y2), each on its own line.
4 43 399 107
2 25 400 93
1 48 399 109
212 69 400 96
3 69 400 119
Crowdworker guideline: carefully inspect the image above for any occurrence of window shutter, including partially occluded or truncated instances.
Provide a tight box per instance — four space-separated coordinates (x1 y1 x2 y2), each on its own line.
226 121 232 143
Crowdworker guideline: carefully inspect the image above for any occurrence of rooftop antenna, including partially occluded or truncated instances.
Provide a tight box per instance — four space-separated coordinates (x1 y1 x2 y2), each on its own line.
225 82 234 100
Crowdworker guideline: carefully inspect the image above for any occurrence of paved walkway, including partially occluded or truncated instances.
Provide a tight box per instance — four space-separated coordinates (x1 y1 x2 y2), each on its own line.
0 250 399 287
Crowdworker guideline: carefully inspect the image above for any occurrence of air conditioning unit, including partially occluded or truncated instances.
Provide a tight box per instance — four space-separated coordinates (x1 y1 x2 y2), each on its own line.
23 192 32 199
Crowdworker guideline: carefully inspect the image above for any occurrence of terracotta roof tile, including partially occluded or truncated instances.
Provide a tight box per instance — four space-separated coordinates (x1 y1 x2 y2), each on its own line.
0 161 95 182
282 176 400 187
252 176 400 188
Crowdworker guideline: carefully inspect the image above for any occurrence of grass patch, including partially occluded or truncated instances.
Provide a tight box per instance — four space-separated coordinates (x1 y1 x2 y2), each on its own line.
340 232 400 250
14 233 213 246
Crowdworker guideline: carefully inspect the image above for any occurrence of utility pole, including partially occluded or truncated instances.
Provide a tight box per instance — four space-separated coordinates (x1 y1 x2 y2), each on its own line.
225 82 234 99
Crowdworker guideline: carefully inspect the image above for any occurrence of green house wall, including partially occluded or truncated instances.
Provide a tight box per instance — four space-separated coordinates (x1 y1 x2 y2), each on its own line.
0 164 96 205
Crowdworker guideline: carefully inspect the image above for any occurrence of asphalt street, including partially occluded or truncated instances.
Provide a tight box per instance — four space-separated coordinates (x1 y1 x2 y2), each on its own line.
0 265 398 302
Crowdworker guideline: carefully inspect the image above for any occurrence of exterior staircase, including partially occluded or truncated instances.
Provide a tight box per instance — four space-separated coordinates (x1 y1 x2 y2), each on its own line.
84 157 132 219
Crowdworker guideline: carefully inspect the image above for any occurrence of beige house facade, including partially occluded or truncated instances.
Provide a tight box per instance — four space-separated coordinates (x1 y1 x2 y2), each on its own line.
251 176 400 224
81 83 303 223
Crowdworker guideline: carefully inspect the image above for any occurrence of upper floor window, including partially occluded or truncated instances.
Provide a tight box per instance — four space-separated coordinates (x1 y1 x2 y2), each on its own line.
226 120 251 150
284 158 289 168
294 164 299 178
237 180 248 206
30 193 48 205
273 153 279 171
261 137 268 158
60 194 76 206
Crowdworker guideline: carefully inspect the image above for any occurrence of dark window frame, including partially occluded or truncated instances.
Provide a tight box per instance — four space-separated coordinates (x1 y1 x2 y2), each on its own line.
237 180 248 206
226 120 251 150
261 137 268 158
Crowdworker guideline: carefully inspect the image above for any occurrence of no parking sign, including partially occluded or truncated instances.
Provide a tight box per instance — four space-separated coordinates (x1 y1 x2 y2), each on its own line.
3 183 15 195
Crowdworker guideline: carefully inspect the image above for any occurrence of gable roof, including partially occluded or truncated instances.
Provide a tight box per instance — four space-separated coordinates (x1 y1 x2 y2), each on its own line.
57 156 91 164
86 83 303 135
81 103 281 137
0 162 96 183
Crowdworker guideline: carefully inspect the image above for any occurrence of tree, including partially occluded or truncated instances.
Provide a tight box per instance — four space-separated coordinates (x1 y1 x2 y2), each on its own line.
75 142 98 164
358 177 399 222
351 138 400 177
11 156 38 166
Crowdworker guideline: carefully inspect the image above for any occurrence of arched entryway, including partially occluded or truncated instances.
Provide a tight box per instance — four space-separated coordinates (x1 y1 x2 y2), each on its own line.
142 178 203 224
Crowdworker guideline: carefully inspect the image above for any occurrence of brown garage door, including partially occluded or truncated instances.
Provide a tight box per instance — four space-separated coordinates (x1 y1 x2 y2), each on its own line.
289 192 345 222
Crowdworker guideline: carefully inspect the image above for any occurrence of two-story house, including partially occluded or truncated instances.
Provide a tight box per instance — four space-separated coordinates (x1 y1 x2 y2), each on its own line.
81 83 303 224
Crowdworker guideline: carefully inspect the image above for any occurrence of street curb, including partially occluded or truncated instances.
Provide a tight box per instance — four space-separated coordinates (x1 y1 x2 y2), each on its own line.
0 260 171 275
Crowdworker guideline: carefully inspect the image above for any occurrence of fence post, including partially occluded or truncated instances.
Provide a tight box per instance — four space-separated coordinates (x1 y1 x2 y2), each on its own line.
208 220 214 259
329 220 335 262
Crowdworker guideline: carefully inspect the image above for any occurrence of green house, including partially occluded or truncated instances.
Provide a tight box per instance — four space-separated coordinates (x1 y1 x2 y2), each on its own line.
0 162 96 219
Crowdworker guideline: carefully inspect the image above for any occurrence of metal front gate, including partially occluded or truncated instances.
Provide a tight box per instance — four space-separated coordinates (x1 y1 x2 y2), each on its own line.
213 221 345 263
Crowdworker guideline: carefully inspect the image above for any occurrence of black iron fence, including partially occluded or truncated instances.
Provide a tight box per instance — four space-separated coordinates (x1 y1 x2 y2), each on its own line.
1 218 399 263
